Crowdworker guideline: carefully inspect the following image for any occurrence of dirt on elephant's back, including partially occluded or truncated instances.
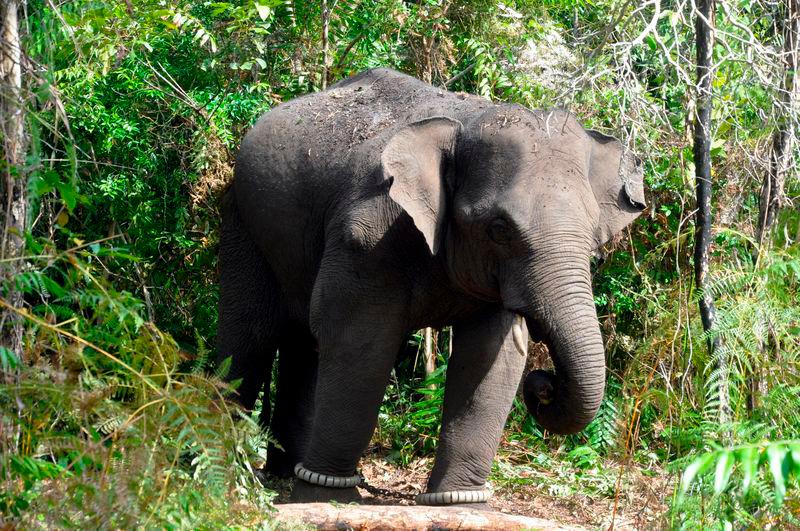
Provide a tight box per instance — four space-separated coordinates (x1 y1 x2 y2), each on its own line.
262 450 671 529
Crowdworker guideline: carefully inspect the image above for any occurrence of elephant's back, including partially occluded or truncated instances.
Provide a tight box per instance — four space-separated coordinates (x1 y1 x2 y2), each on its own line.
235 68 490 198
234 70 409 202
231 94 337 312
230 69 493 312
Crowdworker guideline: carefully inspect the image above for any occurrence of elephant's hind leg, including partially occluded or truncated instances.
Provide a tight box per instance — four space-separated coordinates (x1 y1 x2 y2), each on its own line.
216 190 285 417
265 324 319 478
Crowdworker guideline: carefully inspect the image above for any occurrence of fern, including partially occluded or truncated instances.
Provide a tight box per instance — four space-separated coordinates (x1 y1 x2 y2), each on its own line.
191 332 211 374
1 243 271 527
586 391 620 454
697 245 800 434
94 414 124 436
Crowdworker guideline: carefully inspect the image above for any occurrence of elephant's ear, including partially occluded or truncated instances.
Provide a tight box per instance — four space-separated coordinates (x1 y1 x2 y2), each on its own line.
381 116 462 254
586 130 646 248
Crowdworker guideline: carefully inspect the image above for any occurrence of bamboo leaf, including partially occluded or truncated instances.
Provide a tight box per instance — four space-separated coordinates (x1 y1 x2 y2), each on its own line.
739 446 759 493
713 451 734 494
681 453 716 494
767 445 788 506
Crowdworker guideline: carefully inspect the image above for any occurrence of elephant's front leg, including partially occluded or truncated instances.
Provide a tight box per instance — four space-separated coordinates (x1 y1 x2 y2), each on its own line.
290 260 407 503
421 307 527 506
290 318 402 503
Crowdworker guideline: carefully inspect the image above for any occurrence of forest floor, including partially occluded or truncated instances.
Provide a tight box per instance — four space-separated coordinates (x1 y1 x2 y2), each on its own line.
262 443 672 529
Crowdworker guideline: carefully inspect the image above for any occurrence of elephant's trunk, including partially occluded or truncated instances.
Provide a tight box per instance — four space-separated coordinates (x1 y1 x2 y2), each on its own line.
518 251 605 435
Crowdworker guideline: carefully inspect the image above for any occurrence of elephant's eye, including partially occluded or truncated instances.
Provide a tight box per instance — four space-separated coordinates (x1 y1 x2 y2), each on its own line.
487 217 513 245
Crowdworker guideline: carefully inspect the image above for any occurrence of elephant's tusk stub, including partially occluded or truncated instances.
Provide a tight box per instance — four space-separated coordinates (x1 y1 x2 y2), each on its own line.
512 314 528 356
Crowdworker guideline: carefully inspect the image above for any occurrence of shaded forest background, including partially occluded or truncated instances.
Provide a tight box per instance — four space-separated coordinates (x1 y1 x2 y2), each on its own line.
1 0 799 528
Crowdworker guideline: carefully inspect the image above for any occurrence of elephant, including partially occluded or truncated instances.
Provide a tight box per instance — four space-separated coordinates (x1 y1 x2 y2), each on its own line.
216 68 645 506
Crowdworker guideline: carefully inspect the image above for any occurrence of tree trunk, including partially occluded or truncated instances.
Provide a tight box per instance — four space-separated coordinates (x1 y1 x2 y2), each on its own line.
320 0 331 89
423 327 436 379
755 0 798 247
272 503 578 530
0 0 27 358
748 0 799 413
693 0 729 425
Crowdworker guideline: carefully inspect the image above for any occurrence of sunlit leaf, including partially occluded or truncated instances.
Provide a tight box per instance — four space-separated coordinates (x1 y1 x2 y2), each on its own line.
767 445 789 506
681 453 715 494
255 3 271 21
739 446 759 493
713 451 734 494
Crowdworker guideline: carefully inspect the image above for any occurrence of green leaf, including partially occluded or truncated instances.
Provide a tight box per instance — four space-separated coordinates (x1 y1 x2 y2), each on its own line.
29 175 54 197
215 356 232 379
789 443 800 472
57 181 79 212
711 137 726 150
0 346 19 371
29 169 60 198
40 275 67 299
255 3 271 21
713 451 734 494
767 444 788 506
739 446 758 493
681 452 715 494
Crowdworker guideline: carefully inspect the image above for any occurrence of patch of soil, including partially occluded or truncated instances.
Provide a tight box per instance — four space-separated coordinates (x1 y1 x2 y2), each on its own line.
260 448 671 530
486 466 671 530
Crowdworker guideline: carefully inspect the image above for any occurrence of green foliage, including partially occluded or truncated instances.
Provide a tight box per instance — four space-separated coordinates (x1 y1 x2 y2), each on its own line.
0 245 272 527
0 347 19 371
663 244 800 525
377 345 447 466
680 441 800 506
673 440 800 527
584 385 621 454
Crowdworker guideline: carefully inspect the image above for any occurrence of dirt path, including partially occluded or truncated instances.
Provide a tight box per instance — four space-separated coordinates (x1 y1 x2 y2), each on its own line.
261 452 671 529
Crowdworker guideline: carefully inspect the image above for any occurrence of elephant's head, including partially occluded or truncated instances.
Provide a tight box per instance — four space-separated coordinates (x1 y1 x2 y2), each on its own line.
381 107 645 434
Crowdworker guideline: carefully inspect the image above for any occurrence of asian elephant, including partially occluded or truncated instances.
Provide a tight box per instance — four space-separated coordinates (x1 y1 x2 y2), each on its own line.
216 68 645 505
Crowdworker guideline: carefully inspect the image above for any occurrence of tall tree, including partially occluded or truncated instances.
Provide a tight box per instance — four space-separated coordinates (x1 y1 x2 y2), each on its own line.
747 0 799 413
0 0 26 357
693 0 729 423
321 0 332 89
423 327 436 381
755 0 799 247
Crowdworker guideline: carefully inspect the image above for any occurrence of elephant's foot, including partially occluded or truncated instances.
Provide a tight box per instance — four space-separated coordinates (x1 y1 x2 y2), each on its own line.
254 465 296 491
254 467 271 487
264 450 299 479
290 481 362 504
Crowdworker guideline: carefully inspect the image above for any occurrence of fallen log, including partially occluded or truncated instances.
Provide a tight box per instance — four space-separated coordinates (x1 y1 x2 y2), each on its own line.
272 503 583 530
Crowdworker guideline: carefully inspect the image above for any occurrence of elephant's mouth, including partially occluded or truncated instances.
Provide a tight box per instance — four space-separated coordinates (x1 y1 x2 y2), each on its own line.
505 311 557 407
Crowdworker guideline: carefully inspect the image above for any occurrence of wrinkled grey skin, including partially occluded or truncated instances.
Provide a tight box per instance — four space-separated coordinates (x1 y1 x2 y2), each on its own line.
216 68 645 503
